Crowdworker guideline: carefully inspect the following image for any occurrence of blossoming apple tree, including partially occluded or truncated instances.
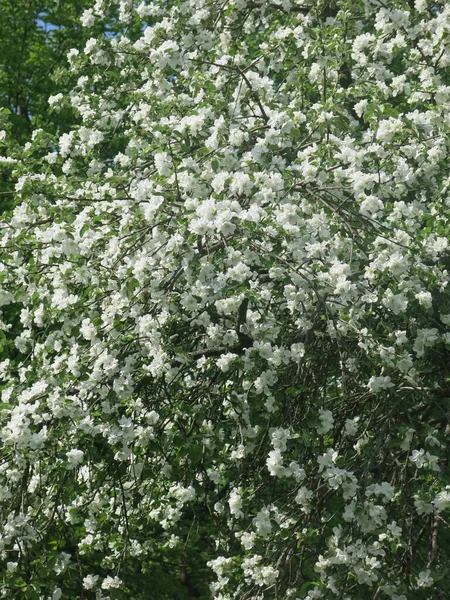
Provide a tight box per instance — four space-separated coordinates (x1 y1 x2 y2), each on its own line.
1 0 450 598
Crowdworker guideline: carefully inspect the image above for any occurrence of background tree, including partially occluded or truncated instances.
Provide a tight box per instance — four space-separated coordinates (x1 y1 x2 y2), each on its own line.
0 0 106 141
0 0 128 215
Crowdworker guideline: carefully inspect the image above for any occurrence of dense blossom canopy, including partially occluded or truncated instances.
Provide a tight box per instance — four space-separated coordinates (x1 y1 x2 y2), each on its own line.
0 0 450 598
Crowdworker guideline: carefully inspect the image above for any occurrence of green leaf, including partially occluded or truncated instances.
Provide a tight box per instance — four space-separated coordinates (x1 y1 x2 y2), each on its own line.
188 444 203 465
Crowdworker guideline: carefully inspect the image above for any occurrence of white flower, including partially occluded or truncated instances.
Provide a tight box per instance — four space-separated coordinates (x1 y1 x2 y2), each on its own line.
414 0 428 12
366 482 395 502
207 556 232 577
211 172 229 194
400 427 415 451
290 342 305 362
54 552 71 575
387 521 402 536
101 576 122 590
80 318 97 340
66 449 84 469
207 468 221 485
48 93 64 107
360 195 383 215
45 152 58 163
409 448 425 468
253 507 272 537
229 128 247 146
228 487 243 518
432 488 450 513
354 99 368 117
83 574 99 590
216 352 238 372
259 565 278 586
415 291 432 309
270 427 290 451
81 8 95 27
214 502 224 515
67 48 79 63
295 486 313 510
425 451 440 472
395 330 408 345
382 289 408 315
413 328 439 357
304 586 323 599
170 484 196 504
230 172 253 196
417 569 433 588
287 461 306 482
318 449 338 472
266 449 286 477
239 531 255 550
317 408 334 435
344 417 360 436
425 432 440 448
367 375 394 393
84 38 97 55
414 498 433 516
441 313 450 326
154 152 171 176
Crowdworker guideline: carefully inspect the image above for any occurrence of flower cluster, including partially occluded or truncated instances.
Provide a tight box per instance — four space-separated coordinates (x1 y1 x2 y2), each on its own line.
0 0 449 598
